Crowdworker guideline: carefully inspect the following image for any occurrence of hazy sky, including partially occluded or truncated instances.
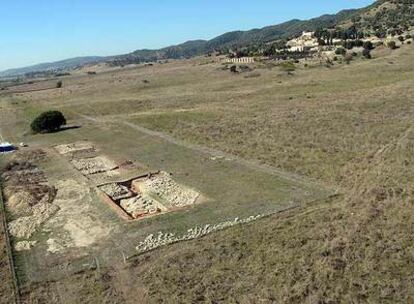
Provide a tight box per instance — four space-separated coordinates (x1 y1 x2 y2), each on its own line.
0 0 374 71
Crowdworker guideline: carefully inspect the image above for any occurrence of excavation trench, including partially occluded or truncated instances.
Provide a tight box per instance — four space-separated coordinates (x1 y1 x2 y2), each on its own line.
98 171 201 221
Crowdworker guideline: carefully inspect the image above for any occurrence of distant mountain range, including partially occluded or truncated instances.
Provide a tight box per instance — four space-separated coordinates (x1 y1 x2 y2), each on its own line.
0 9 357 77
0 56 110 78
115 9 358 64
1 0 411 78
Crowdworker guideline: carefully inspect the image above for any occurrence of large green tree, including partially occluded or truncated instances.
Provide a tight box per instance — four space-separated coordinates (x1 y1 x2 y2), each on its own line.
30 111 66 133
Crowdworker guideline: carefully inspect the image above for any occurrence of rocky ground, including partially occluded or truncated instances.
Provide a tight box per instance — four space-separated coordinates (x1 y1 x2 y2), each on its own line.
71 156 118 175
135 172 200 208
55 142 96 156
99 183 133 201
1 156 59 248
120 195 162 219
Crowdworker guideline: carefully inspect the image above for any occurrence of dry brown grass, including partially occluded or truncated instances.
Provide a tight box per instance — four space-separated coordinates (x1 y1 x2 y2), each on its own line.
2 45 414 303
28 124 413 303
0 192 16 304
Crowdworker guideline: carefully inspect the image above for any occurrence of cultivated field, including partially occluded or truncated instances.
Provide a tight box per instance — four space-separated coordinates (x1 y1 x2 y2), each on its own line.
0 43 413 303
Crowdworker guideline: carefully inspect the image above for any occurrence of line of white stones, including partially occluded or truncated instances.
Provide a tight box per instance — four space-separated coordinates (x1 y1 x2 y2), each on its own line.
135 210 284 254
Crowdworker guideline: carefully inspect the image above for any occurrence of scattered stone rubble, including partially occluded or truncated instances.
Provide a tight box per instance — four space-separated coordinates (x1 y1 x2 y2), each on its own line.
1 158 58 242
99 172 202 219
99 183 133 201
14 149 46 162
135 172 199 208
71 156 118 175
120 195 163 219
55 142 95 155
136 214 268 254
8 201 59 239
14 241 37 251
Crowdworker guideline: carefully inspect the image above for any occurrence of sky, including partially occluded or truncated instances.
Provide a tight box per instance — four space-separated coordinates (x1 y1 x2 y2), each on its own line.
0 0 374 71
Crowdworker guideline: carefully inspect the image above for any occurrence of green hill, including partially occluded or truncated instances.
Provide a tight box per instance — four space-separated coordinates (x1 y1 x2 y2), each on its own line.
111 10 360 64
97 0 414 65
341 0 414 36
114 0 414 64
2 0 413 76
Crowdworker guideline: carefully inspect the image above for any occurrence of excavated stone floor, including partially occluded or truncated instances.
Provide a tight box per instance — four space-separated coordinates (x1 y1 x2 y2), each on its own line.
98 172 201 220
70 156 118 175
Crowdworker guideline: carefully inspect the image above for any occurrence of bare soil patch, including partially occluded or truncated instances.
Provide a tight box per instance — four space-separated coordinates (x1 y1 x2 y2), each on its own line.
44 179 112 253
8 202 59 239
1 158 58 239
55 141 96 156
71 156 118 175
14 148 47 163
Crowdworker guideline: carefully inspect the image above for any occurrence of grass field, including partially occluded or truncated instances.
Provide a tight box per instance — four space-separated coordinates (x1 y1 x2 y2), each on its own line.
0 186 16 304
0 43 414 303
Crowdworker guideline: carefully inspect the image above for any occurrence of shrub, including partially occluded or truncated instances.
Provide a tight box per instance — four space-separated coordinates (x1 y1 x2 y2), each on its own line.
56 81 62 88
355 40 364 47
239 65 252 72
362 48 372 59
388 41 397 49
342 40 353 49
398 36 405 42
230 65 238 73
30 111 66 133
335 47 346 55
280 61 296 72
363 41 373 50
344 53 353 64
55 72 71 77
375 30 387 39
342 40 362 50
325 58 333 67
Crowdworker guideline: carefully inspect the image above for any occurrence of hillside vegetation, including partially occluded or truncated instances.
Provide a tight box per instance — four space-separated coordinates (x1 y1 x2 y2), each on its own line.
93 0 414 64
112 10 361 65
344 0 414 35
4 0 414 76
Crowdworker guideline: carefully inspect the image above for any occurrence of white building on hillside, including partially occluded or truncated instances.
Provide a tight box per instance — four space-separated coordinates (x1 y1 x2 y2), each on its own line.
286 31 319 52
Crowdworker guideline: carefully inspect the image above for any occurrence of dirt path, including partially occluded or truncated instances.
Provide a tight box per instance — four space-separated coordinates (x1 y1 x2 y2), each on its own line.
72 111 333 193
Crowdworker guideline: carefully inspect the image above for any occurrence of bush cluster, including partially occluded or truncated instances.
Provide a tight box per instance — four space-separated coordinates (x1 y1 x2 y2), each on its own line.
30 111 66 133
335 47 346 55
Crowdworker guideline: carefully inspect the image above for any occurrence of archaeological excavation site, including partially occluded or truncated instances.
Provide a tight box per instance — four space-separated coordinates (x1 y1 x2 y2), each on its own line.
98 172 201 220
55 141 202 221
0 122 329 299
